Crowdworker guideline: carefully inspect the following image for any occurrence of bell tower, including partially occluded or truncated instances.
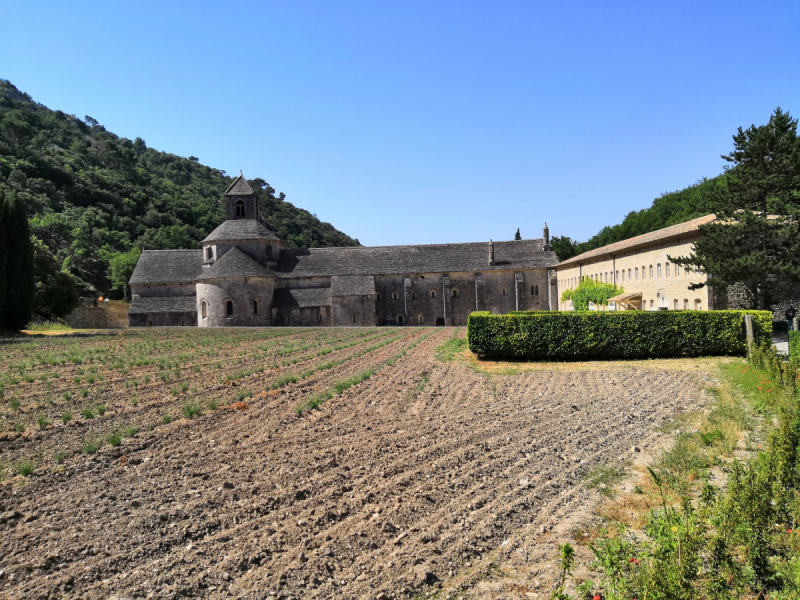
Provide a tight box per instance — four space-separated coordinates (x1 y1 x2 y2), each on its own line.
223 172 260 221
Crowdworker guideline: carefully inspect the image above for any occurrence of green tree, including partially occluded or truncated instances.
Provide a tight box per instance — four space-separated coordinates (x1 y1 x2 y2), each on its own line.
31 237 79 319
0 187 34 330
671 108 800 308
549 235 579 261
514 228 521 240
561 277 623 311
108 247 141 298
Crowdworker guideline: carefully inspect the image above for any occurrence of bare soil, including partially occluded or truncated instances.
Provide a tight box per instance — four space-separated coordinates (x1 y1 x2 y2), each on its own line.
0 327 711 599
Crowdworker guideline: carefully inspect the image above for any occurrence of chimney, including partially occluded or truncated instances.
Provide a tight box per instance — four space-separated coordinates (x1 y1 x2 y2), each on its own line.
488 239 495 265
543 222 550 251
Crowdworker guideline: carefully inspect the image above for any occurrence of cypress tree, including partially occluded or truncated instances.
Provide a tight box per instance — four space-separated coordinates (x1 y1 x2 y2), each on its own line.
1 189 34 330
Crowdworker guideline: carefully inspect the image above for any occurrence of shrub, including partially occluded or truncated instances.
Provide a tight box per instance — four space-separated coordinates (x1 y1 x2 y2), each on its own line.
467 310 773 360
790 330 800 357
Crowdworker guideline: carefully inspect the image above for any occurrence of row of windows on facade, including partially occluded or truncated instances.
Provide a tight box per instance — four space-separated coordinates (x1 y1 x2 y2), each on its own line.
379 285 539 301
200 299 262 319
560 263 694 290
205 246 273 261
562 298 703 310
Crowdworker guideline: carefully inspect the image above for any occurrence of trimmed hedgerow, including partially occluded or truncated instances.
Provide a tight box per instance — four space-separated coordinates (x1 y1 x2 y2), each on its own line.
468 310 772 360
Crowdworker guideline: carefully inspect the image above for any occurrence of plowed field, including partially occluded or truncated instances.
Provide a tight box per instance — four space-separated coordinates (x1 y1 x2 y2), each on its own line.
0 327 707 599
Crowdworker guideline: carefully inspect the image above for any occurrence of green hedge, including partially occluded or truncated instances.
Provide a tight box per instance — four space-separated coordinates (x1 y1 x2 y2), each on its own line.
790 330 800 357
467 310 773 360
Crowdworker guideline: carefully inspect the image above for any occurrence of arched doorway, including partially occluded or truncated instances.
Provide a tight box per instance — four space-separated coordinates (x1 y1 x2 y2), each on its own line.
397 314 405 325
435 317 445 326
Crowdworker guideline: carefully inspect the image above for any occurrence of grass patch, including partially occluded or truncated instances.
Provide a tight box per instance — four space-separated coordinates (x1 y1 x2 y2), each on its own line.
107 433 122 447
183 403 201 419
297 368 376 414
36 416 50 429
82 441 98 455
582 464 627 497
435 332 467 362
162 414 171 424
60 411 72 424
17 459 35 476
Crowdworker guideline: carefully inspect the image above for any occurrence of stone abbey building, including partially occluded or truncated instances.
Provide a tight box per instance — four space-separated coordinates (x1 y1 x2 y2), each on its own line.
128 175 559 327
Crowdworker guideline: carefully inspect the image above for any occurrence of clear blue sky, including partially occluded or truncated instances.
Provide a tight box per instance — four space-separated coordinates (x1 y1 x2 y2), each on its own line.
2 1 799 246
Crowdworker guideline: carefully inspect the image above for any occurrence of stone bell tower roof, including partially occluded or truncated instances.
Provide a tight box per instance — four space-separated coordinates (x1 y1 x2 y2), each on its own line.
224 172 256 196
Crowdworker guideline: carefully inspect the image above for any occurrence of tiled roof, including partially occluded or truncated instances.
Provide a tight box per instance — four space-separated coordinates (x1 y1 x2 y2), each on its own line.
555 214 716 268
129 250 203 285
129 296 197 314
331 275 376 296
202 219 281 242
277 239 557 277
272 288 332 308
195 247 277 281
224 174 255 196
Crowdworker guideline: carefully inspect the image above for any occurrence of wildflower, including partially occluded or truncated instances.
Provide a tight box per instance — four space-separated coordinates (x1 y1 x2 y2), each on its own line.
672 526 678 533
789 529 793 534
593 596 602 600
629 557 640 565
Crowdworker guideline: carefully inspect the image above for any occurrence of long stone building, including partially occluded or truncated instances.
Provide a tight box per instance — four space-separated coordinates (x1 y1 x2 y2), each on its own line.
553 215 715 311
128 175 559 327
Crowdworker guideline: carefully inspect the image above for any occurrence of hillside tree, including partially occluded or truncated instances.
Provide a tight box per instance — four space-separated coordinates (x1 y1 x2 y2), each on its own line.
671 108 800 308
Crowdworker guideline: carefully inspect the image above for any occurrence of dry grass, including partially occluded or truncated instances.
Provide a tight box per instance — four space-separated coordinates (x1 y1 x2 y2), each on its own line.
453 347 737 376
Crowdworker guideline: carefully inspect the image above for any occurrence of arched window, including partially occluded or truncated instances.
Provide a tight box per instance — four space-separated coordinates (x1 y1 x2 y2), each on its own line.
641 266 646 280
179 317 184 326
392 292 398 300
694 298 702 310
430 290 436 299
666 263 671 278
684 299 689 309
225 301 233 317
628 269 632 281
452 289 460 298
235 200 245 218
206 247 213 260
657 264 662 279
201 301 207 319
649 265 654 279
649 299 654 308
253 299 259 315
501 287 507 296
674 299 678 310
376 293 381 301
534 285 539 295
531 285 536 295
635 267 639 281
615 271 619 283
418 314 424 324
352 314 356 323
147 320 152 327
412 292 417 299
621 271 625 283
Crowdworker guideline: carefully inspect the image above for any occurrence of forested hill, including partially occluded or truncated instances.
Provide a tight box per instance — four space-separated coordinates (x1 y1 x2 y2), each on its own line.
0 80 359 295
550 176 724 261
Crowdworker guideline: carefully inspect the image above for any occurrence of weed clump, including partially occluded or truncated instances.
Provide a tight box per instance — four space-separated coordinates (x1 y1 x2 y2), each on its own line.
183 403 200 419
17 460 35 477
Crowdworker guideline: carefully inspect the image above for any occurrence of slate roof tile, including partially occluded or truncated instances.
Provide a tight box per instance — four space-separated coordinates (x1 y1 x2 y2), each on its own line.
277 239 557 277
224 174 255 196
556 214 716 267
331 275 376 296
202 219 281 242
195 247 277 280
129 250 203 285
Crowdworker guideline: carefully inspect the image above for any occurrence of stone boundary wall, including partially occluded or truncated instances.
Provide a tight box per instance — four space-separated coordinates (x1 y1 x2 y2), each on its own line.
65 299 130 329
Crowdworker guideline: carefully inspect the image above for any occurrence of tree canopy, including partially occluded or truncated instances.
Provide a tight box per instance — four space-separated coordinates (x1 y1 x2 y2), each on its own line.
671 108 800 308
0 79 359 298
